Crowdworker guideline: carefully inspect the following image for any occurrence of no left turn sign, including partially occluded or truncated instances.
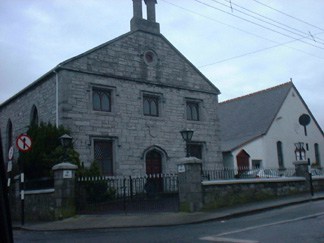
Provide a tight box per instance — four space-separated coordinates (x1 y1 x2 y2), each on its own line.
16 134 32 152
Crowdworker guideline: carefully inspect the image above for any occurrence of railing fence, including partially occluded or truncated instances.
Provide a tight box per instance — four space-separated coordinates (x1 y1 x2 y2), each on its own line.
76 173 179 214
202 167 317 181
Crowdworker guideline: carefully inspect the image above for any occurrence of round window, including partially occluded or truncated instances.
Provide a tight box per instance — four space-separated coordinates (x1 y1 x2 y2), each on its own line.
143 50 158 66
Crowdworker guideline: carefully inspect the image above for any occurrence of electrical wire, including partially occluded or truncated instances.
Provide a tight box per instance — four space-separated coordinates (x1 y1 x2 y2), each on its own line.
198 36 324 68
221 0 324 44
194 0 324 50
160 0 324 65
253 0 324 32
161 0 279 44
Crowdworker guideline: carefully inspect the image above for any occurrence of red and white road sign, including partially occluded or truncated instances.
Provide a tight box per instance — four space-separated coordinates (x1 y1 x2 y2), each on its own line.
16 134 32 152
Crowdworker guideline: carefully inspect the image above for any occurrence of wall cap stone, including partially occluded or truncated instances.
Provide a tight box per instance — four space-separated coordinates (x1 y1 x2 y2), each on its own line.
52 162 78 171
178 157 202 165
293 160 308 165
202 177 306 186
25 189 55 195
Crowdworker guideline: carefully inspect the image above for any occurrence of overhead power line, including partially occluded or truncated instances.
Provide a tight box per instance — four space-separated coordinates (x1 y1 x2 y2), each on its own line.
194 0 324 50
221 0 324 44
160 0 324 64
161 0 279 44
253 0 324 32
199 36 324 68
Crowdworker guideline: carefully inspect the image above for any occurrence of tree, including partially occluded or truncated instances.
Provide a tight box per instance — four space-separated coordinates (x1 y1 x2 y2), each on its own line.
18 122 81 179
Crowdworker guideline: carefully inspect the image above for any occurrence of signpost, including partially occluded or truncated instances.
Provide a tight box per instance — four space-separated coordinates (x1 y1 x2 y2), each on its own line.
0 132 14 243
7 146 13 188
16 134 32 226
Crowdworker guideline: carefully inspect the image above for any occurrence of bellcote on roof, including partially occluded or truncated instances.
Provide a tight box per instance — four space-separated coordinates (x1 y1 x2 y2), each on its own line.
130 0 160 34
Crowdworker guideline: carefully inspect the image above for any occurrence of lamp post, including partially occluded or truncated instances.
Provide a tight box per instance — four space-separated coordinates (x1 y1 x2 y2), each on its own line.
59 134 72 162
294 142 305 161
180 129 194 157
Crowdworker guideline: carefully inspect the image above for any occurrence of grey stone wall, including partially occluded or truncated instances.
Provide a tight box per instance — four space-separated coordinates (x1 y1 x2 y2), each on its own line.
0 76 57 159
10 187 55 222
52 162 78 219
0 29 223 175
202 178 324 210
57 30 223 174
178 158 203 212
63 31 218 93
59 70 221 174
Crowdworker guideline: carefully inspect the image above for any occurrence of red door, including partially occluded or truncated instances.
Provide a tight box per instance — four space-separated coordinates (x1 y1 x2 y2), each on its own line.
145 150 162 193
236 150 250 174
146 150 162 175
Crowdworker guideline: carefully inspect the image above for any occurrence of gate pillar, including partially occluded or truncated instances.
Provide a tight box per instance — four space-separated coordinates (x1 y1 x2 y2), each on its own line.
52 162 78 220
177 157 203 212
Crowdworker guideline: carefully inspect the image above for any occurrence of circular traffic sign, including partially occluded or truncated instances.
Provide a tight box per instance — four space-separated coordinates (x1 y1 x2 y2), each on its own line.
16 134 32 152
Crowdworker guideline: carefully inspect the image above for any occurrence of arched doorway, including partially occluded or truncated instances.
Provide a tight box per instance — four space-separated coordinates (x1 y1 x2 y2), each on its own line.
145 150 163 193
236 150 250 175
145 149 162 175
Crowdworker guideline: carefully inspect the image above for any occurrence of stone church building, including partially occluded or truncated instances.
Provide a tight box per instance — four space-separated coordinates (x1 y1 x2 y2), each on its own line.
0 0 222 176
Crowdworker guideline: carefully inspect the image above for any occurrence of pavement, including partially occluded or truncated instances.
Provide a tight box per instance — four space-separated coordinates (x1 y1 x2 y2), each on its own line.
13 192 324 231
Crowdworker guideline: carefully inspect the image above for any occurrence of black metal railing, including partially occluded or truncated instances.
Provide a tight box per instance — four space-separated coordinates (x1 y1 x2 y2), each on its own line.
77 174 178 197
76 173 179 214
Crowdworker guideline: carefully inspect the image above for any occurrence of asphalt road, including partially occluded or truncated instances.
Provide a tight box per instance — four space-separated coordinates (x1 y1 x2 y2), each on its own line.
14 200 324 243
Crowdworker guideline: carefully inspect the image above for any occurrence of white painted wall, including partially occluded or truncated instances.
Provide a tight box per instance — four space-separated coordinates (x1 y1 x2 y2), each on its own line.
232 137 265 169
265 87 324 168
231 87 324 169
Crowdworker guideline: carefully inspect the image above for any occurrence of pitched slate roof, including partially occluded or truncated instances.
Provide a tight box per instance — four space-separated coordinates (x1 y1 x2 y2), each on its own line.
219 82 293 151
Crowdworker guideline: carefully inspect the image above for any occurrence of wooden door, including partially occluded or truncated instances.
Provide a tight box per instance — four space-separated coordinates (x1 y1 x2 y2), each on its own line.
94 140 113 176
236 150 250 174
146 150 162 175
145 150 162 193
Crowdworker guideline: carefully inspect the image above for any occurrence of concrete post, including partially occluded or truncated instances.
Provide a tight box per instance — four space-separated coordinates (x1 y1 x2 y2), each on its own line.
52 162 78 220
294 160 314 195
177 157 203 212
293 161 308 177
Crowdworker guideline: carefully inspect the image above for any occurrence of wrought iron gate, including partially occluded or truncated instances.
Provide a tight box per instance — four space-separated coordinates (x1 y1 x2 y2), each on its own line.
76 174 178 214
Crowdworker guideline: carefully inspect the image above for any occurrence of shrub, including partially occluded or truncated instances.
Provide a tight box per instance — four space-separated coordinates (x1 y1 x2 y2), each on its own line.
18 122 81 179
78 161 116 204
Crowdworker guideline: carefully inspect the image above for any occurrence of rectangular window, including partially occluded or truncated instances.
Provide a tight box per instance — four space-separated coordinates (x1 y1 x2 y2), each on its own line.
315 143 321 166
143 94 159 117
252 160 262 169
187 143 203 159
277 141 285 168
92 88 111 112
94 140 113 176
186 101 200 121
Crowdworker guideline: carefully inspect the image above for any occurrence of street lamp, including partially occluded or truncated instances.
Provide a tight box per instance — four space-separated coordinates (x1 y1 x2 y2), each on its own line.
59 134 72 161
180 129 194 157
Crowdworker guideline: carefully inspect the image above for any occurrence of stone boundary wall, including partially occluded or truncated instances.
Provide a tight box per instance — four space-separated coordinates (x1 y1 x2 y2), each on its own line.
10 162 77 222
202 176 324 210
10 188 55 222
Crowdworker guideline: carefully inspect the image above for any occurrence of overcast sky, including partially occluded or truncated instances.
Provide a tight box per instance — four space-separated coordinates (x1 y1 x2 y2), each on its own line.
1 0 323 129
